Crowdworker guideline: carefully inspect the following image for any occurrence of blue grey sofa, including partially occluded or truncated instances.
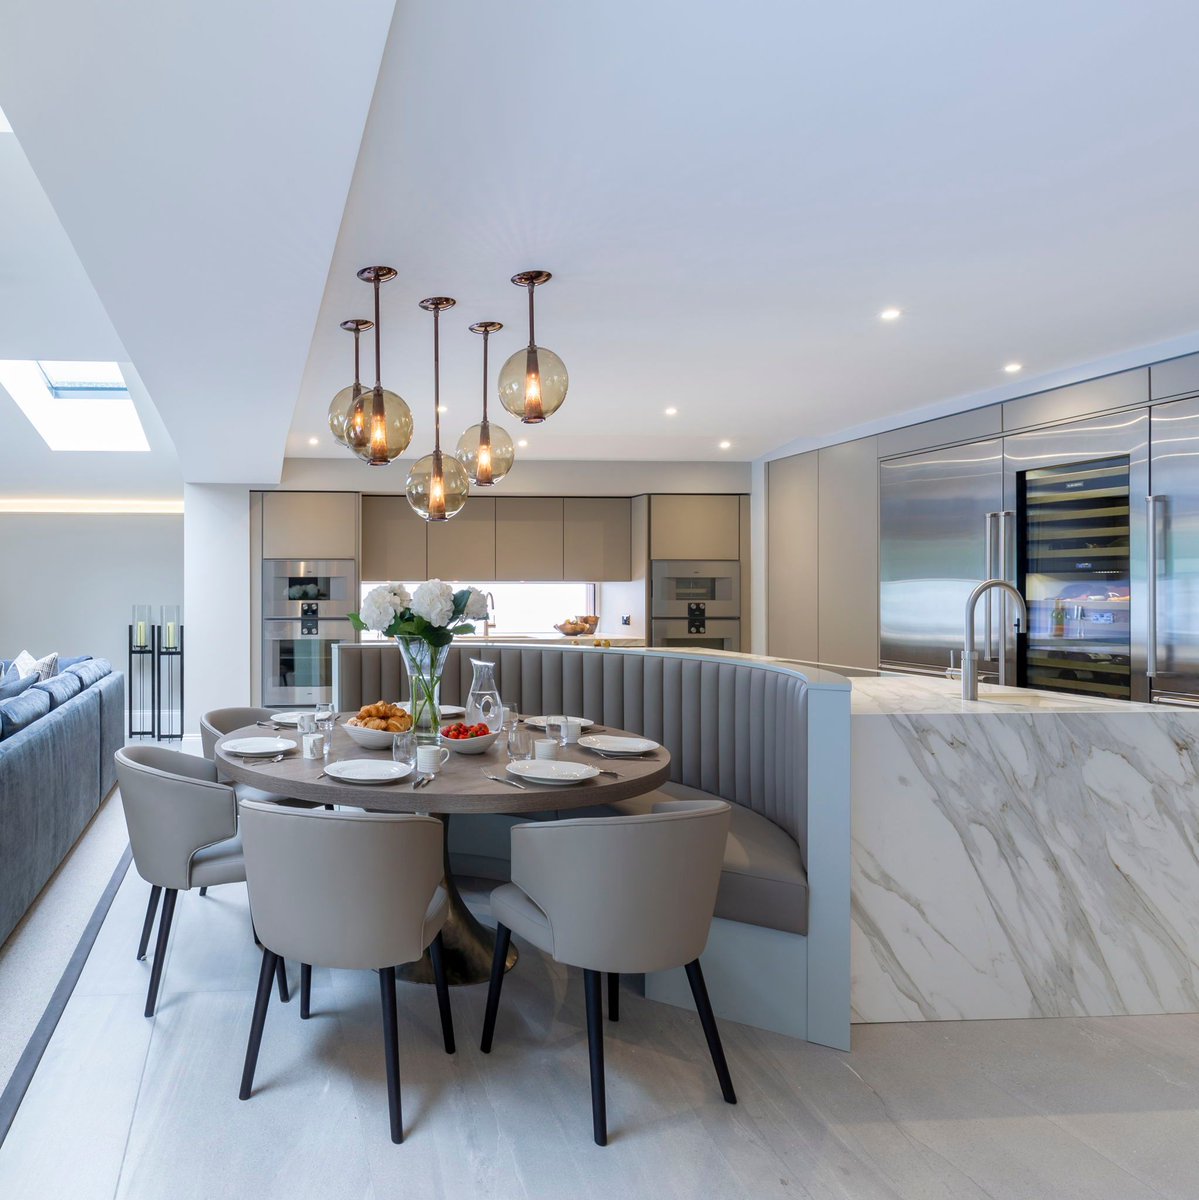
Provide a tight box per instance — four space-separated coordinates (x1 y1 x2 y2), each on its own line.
0 659 125 945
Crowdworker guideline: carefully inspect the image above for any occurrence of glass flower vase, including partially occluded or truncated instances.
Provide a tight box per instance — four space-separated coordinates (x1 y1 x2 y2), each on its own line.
397 637 451 744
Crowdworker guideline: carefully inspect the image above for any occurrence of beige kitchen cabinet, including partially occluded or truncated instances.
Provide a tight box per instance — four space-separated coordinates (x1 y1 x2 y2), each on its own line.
766 452 819 661
649 494 741 560
360 495 428 582
817 436 878 670
426 497 495 580
495 497 564 580
261 491 358 560
562 498 632 580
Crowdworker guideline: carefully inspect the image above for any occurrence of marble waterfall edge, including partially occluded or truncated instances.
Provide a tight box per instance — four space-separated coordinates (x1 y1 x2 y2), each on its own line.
850 695 1199 1023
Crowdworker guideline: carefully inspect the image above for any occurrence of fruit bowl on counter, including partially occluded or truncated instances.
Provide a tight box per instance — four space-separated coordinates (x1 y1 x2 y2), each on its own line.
554 614 599 636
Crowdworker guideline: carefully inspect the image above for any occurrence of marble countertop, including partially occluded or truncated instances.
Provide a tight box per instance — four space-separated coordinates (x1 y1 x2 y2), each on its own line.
850 672 1165 717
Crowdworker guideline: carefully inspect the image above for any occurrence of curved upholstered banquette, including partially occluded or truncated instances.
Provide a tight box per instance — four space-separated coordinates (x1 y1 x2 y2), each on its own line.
333 642 851 1049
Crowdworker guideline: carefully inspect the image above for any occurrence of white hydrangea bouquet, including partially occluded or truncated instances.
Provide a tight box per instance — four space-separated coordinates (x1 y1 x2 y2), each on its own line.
350 580 489 738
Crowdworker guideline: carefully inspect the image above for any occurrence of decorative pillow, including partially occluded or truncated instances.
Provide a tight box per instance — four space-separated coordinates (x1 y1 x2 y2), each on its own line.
12 650 59 681
57 654 93 670
33 672 83 710
67 658 112 689
0 687 51 739
0 670 38 702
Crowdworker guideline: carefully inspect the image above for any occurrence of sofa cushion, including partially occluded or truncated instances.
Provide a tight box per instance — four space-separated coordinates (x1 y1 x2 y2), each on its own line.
567 780 809 936
33 671 84 710
57 654 93 670
0 668 38 702
0 687 52 739
67 658 112 689
12 650 58 681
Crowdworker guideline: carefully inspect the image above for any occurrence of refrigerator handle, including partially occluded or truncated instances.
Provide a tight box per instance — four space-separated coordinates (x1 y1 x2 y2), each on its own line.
984 512 999 660
1147 495 1159 679
998 511 1016 685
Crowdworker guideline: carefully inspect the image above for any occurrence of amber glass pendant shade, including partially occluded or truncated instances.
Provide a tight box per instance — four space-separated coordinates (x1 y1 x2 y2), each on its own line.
328 318 373 446
406 448 470 521
458 319 516 485
498 270 567 424
349 385 414 465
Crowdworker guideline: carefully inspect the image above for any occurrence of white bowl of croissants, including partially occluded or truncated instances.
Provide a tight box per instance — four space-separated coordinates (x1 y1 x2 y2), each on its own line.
342 702 413 749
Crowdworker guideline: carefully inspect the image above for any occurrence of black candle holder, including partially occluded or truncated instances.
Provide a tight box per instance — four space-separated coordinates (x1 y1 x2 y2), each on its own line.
155 606 184 741
128 618 156 739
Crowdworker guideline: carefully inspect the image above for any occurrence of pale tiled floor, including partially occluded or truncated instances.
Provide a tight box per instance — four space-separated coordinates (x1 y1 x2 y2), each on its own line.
4 841 1199 1199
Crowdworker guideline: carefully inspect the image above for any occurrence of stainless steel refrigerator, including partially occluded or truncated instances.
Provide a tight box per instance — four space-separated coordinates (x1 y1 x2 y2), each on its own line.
880 408 1155 701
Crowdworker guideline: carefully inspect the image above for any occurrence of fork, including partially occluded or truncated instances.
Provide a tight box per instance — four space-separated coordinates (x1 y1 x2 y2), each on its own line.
484 772 526 789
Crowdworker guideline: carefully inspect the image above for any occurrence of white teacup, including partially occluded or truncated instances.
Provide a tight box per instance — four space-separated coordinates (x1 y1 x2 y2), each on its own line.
533 738 559 761
416 745 451 775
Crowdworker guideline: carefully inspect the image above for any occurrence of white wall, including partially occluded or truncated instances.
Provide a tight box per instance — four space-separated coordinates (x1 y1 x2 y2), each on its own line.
0 512 182 672
183 483 251 731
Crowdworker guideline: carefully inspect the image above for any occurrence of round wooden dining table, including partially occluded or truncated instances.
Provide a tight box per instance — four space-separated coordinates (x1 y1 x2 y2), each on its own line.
215 720 671 986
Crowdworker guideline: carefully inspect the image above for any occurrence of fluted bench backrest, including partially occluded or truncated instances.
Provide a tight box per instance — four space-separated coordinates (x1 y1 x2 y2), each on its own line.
335 643 810 866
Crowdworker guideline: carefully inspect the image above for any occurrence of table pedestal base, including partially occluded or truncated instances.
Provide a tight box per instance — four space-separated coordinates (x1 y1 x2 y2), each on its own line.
397 814 518 986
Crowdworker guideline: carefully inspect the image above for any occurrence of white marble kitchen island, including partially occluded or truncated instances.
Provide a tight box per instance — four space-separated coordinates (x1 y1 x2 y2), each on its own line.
850 674 1199 1024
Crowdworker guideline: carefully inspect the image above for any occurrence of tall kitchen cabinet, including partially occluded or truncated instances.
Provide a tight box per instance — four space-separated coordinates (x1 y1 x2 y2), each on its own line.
649 495 741 560
765 438 879 670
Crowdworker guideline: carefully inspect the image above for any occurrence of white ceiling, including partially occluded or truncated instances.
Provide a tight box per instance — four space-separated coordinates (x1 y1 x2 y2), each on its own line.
6 2 1199 484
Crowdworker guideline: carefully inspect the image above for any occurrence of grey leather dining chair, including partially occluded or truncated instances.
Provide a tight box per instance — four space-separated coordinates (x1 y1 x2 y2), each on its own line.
480 797 737 1146
114 744 289 1017
236 800 455 1145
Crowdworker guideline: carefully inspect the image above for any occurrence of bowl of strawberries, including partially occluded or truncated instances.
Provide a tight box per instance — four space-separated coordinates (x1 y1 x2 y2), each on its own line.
439 721 500 755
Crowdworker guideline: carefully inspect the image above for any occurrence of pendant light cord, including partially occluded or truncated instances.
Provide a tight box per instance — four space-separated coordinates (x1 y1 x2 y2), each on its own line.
527 281 536 348
373 278 382 388
433 307 442 453
353 327 361 392
482 329 490 422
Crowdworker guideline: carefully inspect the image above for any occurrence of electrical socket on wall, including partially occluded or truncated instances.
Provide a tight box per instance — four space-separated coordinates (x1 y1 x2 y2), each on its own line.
621 614 631 625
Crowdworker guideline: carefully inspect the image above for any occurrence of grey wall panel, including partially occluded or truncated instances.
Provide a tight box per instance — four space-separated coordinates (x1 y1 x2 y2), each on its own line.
766 451 818 661
1002 369 1148 433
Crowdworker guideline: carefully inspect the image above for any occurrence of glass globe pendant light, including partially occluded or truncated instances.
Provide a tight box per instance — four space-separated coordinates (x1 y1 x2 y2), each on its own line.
327 318 373 446
456 321 515 486
498 270 568 423
406 297 471 521
347 265 413 465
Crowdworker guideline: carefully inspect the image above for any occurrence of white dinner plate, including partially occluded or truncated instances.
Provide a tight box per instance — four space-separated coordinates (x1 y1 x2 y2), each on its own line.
524 715 595 732
439 705 466 718
507 760 600 786
268 711 308 727
322 760 414 785
577 734 659 756
223 737 296 757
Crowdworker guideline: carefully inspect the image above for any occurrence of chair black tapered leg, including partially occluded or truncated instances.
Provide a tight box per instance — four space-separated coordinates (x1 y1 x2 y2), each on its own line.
379 965 403 1144
479 923 512 1053
275 956 290 1003
240 948 277 1100
684 959 736 1104
607 972 619 1022
300 963 312 1019
144 888 177 1017
429 933 455 1054
199 886 208 897
584 968 608 1146
136 885 161 961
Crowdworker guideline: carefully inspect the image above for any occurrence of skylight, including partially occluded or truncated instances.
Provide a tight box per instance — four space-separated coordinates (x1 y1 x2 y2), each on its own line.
0 360 150 452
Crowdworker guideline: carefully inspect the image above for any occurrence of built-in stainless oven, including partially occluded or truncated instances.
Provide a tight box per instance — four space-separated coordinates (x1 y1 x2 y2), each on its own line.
263 559 356 620
263 617 356 707
651 617 741 652
651 560 741 620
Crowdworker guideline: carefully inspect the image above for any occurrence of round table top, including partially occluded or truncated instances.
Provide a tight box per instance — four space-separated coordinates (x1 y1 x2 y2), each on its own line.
215 721 671 815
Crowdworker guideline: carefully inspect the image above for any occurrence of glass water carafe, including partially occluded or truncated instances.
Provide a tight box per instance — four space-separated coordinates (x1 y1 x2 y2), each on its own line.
465 658 504 731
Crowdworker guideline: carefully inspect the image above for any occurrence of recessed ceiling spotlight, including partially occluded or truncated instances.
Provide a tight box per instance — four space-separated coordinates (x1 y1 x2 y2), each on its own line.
879 308 902 321
1004 362 1023 373
517 438 529 448
307 436 319 446
719 439 732 450
665 406 678 416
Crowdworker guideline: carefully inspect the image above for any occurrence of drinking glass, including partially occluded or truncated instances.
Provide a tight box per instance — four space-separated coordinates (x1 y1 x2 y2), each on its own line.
506 723 533 761
392 730 417 770
315 702 335 733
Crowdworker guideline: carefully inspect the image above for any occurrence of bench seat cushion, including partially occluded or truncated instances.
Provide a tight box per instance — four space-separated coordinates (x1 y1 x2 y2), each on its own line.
566 780 809 936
